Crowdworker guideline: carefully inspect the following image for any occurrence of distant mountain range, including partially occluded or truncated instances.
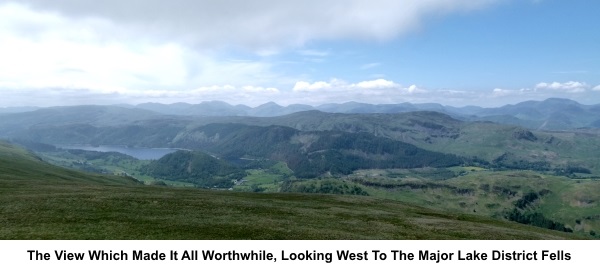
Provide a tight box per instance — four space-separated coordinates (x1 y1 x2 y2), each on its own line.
1 98 599 130
2 98 599 239
3 103 600 175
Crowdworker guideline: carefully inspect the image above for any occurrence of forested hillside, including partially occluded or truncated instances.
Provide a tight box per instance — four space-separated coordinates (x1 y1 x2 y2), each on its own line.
2 140 583 240
142 150 246 188
172 123 463 178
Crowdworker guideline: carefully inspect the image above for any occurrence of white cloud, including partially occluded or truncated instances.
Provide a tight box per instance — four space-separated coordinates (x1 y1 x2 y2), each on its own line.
293 81 333 92
293 79 400 92
354 79 399 89
492 88 515 97
10 1 600 108
242 86 280 94
406 84 427 94
0 1 506 107
0 3 290 97
8 0 502 50
535 81 588 93
484 83 600 107
288 79 432 105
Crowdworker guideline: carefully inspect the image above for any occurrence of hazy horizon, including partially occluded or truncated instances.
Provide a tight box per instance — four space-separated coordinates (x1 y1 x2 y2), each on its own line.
2 96 599 111
1 1 599 108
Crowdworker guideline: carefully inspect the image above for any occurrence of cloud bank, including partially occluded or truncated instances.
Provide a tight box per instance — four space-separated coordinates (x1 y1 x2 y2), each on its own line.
0 0 503 107
7 0 501 49
2 0 598 107
535 81 588 93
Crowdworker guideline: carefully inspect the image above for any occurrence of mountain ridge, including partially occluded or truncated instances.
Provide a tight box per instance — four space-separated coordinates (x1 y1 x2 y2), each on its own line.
2 105 600 175
2 98 599 130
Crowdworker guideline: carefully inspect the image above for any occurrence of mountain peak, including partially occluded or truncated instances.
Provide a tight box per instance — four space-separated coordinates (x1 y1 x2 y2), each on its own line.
256 101 282 108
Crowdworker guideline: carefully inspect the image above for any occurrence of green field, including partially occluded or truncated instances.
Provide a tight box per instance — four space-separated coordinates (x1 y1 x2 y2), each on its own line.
0 141 586 239
16 144 600 238
347 168 600 237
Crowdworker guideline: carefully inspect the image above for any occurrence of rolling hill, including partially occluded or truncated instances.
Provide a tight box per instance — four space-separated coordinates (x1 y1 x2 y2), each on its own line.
142 150 246 188
2 104 600 175
126 98 600 130
3 98 600 130
2 100 599 240
170 123 463 178
0 141 586 239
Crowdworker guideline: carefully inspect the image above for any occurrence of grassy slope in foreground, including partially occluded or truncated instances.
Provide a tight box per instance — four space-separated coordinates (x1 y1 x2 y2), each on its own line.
0 141 583 239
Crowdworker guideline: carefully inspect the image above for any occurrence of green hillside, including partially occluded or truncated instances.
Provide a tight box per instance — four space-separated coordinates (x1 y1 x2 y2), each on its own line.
0 141 584 239
142 150 246 188
172 123 463 178
0 140 139 186
344 168 600 236
2 106 600 239
265 111 600 175
4 106 600 175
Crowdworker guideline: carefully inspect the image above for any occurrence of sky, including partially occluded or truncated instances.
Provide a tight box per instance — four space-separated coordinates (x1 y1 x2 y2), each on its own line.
1 0 599 108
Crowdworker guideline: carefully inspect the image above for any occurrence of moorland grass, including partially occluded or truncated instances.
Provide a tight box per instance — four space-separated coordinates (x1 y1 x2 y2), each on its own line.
0 141 586 239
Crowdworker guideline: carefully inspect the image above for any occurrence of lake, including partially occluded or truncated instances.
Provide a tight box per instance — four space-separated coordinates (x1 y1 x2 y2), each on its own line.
58 145 181 160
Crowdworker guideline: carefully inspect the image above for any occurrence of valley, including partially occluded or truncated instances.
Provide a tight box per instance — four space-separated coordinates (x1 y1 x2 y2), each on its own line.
1 98 600 239
1 140 581 240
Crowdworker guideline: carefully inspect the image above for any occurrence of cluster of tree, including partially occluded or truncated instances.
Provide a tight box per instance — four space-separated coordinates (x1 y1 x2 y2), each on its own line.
352 178 474 196
494 159 552 172
142 150 246 188
478 184 518 198
506 208 572 233
554 166 592 176
512 129 538 141
387 168 457 180
281 180 369 196
514 191 540 209
489 152 594 176
187 124 464 179
505 190 571 232
183 123 298 158
225 158 278 169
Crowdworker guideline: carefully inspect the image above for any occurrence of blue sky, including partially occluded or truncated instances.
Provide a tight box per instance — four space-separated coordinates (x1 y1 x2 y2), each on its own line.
0 0 599 107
